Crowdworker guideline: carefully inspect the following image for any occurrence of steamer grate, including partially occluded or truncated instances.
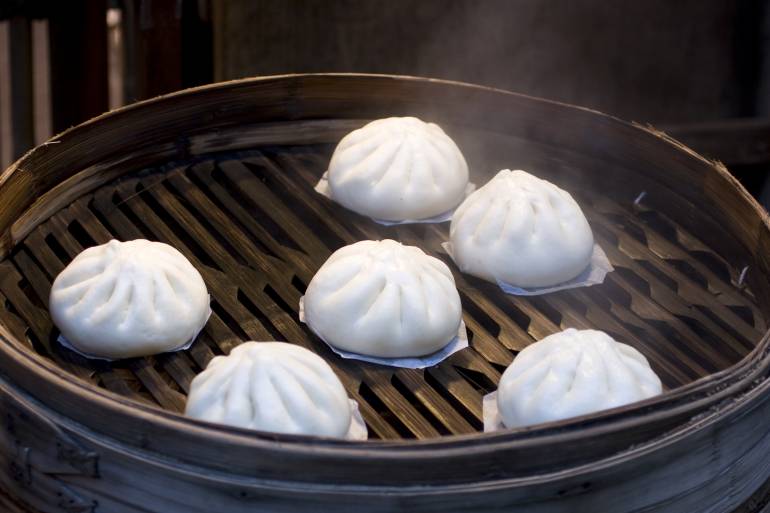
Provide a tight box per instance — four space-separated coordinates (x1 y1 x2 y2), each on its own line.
0 144 764 440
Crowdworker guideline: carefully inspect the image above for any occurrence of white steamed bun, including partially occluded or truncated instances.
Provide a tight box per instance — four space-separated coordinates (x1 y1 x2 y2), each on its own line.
185 342 352 437
449 169 594 287
497 329 662 428
49 239 209 359
304 239 462 358
327 117 469 221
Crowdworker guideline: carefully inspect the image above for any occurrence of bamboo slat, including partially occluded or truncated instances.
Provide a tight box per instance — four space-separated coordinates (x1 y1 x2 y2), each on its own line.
0 74 768 512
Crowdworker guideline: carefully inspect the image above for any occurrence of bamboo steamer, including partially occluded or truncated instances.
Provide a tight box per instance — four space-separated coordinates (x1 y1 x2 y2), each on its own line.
0 74 769 513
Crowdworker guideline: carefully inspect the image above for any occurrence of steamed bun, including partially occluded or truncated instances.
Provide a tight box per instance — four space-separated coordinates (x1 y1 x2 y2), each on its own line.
497 329 662 428
185 342 352 437
49 239 209 359
303 239 462 358
327 117 469 221
449 169 594 288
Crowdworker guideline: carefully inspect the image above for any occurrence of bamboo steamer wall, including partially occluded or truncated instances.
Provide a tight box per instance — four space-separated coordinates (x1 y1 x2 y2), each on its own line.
0 74 769 512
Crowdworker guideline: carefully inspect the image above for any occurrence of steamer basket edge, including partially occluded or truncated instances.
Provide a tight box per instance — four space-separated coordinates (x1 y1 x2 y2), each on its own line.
2 359 770 512
0 74 769 511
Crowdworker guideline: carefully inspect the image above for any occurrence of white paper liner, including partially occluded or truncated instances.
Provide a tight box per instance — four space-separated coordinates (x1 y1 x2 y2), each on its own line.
299 296 468 369
315 171 475 225
57 302 213 362
345 399 369 441
482 391 506 432
441 242 613 296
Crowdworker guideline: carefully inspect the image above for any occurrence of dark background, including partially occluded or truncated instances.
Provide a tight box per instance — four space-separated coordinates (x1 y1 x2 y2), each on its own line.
2 0 770 204
215 0 768 124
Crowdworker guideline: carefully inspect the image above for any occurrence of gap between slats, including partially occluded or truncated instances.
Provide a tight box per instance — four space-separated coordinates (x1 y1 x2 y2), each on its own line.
0 146 764 441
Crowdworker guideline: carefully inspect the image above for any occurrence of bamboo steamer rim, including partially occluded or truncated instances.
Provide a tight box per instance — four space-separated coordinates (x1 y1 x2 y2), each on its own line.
0 74 769 486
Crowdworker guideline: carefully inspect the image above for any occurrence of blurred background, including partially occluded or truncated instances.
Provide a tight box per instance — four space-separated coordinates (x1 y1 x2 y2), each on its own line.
1 0 769 207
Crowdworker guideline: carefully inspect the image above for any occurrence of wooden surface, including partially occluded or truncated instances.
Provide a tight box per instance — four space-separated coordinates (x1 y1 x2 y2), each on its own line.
663 118 770 167
2 359 770 512
7 461 770 513
0 74 768 511
0 143 762 440
0 489 35 513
